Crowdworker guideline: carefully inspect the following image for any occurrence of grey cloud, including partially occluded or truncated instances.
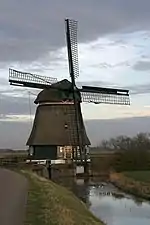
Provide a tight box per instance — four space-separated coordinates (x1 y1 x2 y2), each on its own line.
0 121 31 149
77 80 115 87
90 61 131 70
0 78 8 85
133 61 150 71
85 117 150 146
124 83 150 95
0 95 36 115
1 0 150 62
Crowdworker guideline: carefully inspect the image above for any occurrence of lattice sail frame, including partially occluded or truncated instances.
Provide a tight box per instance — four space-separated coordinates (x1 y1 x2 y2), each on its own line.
65 19 79 80
81 92 130 105
9 68 130 105
9 68 57 88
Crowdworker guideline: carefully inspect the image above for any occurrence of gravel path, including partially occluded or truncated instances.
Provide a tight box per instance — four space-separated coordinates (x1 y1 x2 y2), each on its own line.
0 168 28 225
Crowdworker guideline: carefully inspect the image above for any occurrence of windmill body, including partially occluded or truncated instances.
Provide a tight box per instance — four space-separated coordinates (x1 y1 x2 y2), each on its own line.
8 18 130 165
27 79 90 160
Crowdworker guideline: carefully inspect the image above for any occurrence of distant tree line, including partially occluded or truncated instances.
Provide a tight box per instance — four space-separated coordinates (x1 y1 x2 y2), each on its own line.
94 133 150 171
98 133 150 152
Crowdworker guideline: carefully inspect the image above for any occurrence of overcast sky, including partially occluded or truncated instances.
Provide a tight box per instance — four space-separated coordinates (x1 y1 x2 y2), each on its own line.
1 0 150 148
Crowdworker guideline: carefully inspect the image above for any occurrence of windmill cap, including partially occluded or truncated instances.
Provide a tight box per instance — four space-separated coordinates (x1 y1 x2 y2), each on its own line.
34 79 81 104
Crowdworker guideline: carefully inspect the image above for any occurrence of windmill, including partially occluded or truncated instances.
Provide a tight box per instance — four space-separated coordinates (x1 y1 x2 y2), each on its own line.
9 19 130 166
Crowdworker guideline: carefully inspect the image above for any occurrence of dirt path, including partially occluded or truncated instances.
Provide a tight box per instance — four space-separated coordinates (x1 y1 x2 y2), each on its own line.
0 168 28 225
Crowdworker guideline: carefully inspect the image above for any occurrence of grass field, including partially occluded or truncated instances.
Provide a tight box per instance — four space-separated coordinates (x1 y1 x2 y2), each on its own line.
23 171 104 225
123 171 150 183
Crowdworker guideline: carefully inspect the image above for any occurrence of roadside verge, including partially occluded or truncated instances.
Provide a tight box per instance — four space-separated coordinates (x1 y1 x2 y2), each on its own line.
22 170 105 225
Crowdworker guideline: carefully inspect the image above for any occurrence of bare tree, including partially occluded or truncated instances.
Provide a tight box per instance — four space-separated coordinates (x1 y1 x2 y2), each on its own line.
99 133 150 151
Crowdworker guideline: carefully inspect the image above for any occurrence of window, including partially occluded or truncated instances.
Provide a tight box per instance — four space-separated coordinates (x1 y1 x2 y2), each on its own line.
65 124 68 129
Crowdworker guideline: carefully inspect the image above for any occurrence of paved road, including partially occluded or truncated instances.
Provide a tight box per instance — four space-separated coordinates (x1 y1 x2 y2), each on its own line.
0 168 28 225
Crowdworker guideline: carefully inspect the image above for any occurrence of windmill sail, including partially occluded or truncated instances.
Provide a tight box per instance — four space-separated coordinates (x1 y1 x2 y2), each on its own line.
9 68 130 105
81 86 130 105
81 91 130 105
65 18 83 162
9 68 57 89
65 19 79 80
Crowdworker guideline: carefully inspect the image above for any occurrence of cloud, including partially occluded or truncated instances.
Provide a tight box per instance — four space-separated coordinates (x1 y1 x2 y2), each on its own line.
0 114 34 122
1 30 150 121
133 60 150 71
0 95 36 115
81 102 150 120
126 83 150 95
1 0 150 62
121 109 150 117
16 31 145 83
85 116 150 146
0 120 31 149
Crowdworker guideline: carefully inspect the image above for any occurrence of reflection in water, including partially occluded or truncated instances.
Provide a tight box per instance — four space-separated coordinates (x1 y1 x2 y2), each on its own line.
89 185 150 225
53 177 150 225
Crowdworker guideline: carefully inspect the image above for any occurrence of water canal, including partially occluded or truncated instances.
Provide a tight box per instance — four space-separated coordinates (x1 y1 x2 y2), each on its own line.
52 177 150 225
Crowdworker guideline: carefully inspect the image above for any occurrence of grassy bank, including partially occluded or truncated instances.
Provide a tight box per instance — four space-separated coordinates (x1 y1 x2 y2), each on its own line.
23 171 104 225
123 171 150 183
110 171 150 200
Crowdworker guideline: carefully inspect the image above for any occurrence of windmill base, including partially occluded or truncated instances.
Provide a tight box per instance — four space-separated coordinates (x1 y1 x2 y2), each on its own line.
75 165 84 175
75 162 90 176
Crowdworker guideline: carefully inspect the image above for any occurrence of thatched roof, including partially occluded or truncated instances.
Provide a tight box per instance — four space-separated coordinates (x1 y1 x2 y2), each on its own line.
27 103 90 146
35 79 81 104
